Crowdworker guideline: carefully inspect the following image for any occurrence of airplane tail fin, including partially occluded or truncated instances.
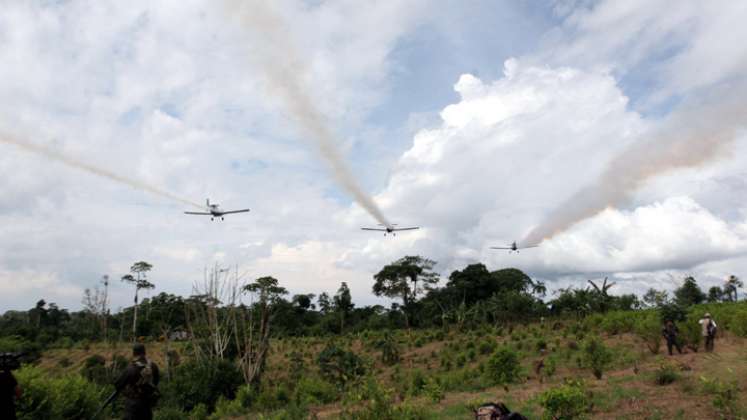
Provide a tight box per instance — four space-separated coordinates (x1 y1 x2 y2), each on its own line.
206 198 210 207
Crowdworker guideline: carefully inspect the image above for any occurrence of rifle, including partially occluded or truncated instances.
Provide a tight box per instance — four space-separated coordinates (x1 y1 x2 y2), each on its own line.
92 389 119 420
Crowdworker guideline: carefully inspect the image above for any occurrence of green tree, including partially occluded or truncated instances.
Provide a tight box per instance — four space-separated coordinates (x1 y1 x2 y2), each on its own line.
333 282 354 334
643 288 669 308
373 256 438 328
674 276 706 307
707 286 725 303
121 261 155 338
317 292 332 314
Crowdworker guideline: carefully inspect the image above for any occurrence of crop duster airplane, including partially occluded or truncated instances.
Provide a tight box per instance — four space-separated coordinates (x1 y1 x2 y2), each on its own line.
491 241 538 253
184 199 250 221
361 224 419 236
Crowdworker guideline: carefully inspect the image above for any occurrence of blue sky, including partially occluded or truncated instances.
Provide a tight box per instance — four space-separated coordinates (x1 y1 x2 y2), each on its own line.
1 0 746 311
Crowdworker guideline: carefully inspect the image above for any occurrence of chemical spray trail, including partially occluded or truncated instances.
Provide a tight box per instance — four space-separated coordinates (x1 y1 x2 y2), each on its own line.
523 88 747 246
0 134 204 209
224 0 393 229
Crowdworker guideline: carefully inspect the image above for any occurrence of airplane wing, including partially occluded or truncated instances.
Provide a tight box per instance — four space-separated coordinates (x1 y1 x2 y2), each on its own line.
518 245 539 249
392 227 419 231
490 247 513 249
361 228 388 231
184 211 212 215
221 209 251 215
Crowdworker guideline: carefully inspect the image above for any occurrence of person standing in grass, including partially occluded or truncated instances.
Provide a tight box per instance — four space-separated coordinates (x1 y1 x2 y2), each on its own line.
114 343 161 420
662 320 683 355
698 313 717 352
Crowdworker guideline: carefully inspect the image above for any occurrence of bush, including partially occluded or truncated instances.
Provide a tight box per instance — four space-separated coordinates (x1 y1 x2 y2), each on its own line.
81 354 108 385
634 315 661 354
317 344 366 388
701 376 740 418
729 309 747 337
478 341 493 355
423 378 444 403
539 379 590 420
16 364 106 420
679 319 701 352
654 363 679 385
581 337 612 379
160 358 244 412
377 332 400 366
0 336 41 364
295 376 338 405
154 407 187 420
341 377 429 420
484 347 521 385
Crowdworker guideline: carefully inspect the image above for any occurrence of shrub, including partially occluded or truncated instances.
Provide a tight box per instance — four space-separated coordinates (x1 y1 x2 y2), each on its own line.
600 312 634 335
15 364 106 420
188 404 209 420
729 309 747 337
341 377 429 420
0 336 41 364
654 363 679 385
423 378 444 403
377 332 400 366
700 376 740 418
544 356 557 377
81 354 108 385
484 347 521 385
58 357 72 368
539 379 590 420
317 344 366 388
581 337 612 379
154 407 187 420
408 370 427 396
535 338 548 352
295 377 338 405
478 341 493 355
679 319 701 352
635 315 661 354
160 358 244 412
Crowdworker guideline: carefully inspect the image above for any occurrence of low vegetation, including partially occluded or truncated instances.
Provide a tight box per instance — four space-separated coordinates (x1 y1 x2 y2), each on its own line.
1 258 746 418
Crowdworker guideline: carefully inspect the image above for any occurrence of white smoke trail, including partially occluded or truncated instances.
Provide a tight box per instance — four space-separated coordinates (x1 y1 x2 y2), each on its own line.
523 89 747 245
224 0 393 229
0 134 204 209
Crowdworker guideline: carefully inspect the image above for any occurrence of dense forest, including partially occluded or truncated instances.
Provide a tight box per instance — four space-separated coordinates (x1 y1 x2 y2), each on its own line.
1 256 745 419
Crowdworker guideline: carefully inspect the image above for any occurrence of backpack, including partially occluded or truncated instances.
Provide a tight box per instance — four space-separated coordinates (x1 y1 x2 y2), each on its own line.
707 321 717 337
124 359 160 406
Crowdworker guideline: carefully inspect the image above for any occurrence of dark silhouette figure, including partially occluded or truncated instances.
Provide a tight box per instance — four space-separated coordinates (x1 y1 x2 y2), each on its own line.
662 320 683 355
0 369 20 420
114 343 160 420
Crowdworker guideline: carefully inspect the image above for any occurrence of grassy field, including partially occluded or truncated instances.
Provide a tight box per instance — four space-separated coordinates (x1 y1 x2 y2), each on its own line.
35 316 747 419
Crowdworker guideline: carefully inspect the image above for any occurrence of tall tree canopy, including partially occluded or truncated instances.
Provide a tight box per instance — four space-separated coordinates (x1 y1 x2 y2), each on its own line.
373 256 438 328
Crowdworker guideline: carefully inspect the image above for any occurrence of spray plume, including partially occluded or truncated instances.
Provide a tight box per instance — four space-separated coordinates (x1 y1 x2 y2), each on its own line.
225 0 393 229
523 88 747 246
0 134 203 209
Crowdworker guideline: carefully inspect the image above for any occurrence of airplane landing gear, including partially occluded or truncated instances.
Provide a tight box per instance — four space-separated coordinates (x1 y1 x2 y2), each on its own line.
211 217 214 221
221 217 224 221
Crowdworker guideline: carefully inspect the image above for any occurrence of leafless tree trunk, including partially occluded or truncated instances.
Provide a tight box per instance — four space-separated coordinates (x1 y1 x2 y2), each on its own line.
185 264 239 360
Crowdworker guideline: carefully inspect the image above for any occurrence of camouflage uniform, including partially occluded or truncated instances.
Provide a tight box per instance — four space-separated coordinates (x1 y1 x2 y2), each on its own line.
115 356 160 420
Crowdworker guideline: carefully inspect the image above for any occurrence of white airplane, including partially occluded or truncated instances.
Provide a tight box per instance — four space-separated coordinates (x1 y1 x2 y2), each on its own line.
361 223 419 236
184 199 250 221
491 241 538 253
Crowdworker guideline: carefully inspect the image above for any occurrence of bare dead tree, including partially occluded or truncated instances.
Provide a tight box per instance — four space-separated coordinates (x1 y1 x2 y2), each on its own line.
185 264 240 360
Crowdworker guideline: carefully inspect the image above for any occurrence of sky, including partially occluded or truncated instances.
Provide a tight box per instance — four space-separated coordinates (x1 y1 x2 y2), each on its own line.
1 0 746 311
